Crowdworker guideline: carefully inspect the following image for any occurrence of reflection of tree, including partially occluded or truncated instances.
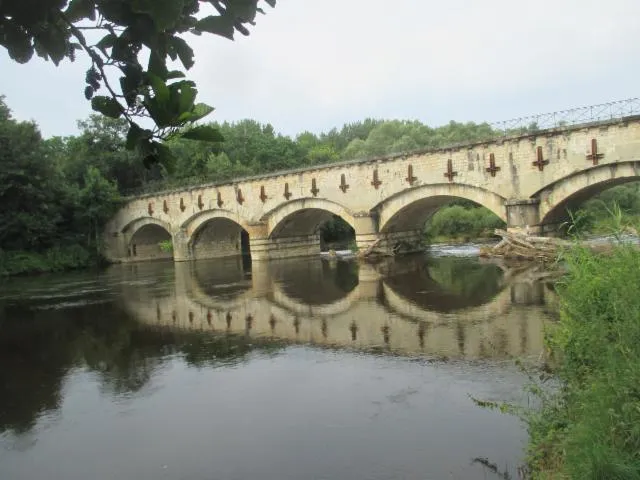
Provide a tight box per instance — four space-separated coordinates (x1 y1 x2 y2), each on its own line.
0 300 283 437
383 256 503 312
0 306 74 435
273 259 359 305
425 257 503 301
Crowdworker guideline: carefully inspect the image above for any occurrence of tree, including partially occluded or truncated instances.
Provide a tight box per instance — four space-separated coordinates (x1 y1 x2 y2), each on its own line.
56 115 162 192
0 96 64 251
75 166 122 252
0 0 276 166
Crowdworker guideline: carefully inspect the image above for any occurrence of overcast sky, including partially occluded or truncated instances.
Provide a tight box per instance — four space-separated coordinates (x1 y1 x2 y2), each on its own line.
1 0 639 139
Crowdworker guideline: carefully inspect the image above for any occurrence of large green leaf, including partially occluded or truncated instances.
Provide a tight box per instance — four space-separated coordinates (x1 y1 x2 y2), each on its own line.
3 25 34 63
147 51 168 80
168 36 194 70
91 96 123 118
176 82 197 114
181 125 224 142
95 33 117 54
194 16 235 40
131 0 185 31
146 73 170 105
34 26 68 65
125 123 152 150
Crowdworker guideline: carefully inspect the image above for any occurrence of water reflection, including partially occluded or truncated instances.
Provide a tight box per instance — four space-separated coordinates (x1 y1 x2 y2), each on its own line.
118 255 555 360
0 254 556 480
0 290 274 437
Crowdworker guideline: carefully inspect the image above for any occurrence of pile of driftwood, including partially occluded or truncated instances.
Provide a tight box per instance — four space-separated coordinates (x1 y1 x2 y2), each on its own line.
480 229 572 262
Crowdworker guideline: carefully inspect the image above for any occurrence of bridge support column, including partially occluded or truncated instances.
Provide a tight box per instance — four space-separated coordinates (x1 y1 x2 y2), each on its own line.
247 224 321 260
353 214 380 252
250 234 322 260
353 214 425 255
506 199 541 235
172 229 191 262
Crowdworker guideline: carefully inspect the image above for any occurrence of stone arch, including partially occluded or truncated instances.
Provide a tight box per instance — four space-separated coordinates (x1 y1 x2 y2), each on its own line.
376 184 507 233
261 198 357 238
182 209 251 260
181 209 250 238
121 217 173 261
536 161 640 226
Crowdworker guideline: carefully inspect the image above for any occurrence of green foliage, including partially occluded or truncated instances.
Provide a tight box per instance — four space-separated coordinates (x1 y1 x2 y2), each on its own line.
0 245 92 276
158 240 173 253
1 0 276 165
320 215 354 244
425 204 505 241
526 244 640 478
562 183 640 236
0 96 121 275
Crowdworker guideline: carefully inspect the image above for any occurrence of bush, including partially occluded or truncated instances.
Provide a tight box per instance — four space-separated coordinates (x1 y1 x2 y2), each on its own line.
527 244 640 478
426 205 505 240
0 245 94 276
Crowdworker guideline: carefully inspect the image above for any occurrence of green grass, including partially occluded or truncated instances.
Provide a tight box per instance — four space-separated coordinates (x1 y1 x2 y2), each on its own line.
525 243 640 479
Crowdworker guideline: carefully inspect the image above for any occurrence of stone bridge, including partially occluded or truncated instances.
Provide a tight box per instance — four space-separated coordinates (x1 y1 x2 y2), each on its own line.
104 110 640 262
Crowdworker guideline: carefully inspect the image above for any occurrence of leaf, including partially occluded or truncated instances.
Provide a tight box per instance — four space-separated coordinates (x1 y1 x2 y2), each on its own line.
65 0 96 22
166 70 186 79
191 103 214 122
181 125 224 143
195 15 235 40
95 33 117 53
91 96 123 118
147 51 168 80
34 27 69 65
131 0 185 31
4 24 34 63
119 74 141 107
125 123 150 150
146 73 170 104
176 82 197 115
168 36 194 70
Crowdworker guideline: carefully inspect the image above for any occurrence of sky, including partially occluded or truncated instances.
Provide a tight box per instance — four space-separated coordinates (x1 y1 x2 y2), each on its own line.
1 0 640 139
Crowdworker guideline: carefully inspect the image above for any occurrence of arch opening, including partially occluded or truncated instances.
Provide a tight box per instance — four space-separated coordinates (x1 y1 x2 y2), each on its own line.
189 217 251 260
270 208 356 252
382 196 506 244
128 224 173 261
376 185 507 254
541 180 640 235
537 162 640 235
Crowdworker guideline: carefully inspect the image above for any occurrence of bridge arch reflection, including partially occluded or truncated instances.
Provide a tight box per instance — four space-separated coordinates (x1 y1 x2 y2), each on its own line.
118 256 555 360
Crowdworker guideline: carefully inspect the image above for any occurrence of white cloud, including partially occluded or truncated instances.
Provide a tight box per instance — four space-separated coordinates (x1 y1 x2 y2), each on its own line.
2 0 639 137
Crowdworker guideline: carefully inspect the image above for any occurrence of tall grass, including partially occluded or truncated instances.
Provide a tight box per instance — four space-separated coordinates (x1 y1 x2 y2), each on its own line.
526 242 640 478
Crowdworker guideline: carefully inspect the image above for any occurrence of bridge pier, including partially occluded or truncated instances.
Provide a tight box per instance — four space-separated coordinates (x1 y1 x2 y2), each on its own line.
505 199 541 235
250 234 322 260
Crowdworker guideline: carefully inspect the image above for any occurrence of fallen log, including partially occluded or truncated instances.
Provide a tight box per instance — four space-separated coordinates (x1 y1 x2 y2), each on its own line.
480 229 566 262
358 238 382 258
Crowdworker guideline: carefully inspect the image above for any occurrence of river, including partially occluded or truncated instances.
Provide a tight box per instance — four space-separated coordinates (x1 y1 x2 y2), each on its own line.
0 248 558 480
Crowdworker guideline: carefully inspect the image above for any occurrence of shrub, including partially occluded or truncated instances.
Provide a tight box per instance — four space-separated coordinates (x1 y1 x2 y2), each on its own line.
527 244 640 478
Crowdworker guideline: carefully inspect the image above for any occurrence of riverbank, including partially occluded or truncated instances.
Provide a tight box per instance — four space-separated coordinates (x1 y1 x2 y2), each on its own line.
525 243 640 478
0 246 97 276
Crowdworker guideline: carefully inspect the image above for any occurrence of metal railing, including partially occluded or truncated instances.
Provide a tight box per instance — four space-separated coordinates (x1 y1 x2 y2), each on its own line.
125 97 640 197
490 97 640 135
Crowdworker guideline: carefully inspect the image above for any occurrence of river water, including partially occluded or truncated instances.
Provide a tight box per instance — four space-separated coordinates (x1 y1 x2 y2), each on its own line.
0 249 558 480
